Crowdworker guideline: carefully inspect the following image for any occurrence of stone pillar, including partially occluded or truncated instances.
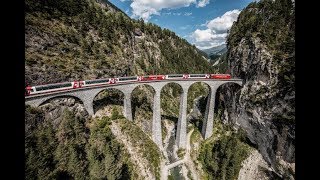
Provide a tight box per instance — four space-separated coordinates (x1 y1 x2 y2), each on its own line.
176 88 188 148
202 86 217 139
83 100 94 116
152 89 163 148
123 92 133 121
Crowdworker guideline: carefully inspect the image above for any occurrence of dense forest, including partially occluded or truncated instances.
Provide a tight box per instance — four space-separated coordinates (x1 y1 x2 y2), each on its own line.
25 0 213 85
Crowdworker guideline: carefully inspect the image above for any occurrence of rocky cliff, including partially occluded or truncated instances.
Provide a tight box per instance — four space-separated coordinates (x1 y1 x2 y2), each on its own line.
218 0 295 178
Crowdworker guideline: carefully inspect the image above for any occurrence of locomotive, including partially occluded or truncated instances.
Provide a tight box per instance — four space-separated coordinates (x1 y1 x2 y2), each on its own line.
25 74 231 96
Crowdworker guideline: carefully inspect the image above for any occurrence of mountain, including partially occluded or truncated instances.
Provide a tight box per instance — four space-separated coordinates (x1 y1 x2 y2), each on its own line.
202 44 227 56
216 0 295 179
25 0 213 85
202 44 228 73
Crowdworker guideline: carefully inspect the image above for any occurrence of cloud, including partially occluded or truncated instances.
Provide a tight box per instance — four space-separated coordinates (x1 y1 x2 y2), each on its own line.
130 0 207 21
193 29 215 42
192 29 227 49
207 9 240 32
163 12 187 16
130 0 196 21
191 9 240 49
197 0 210 7
184 12 192 16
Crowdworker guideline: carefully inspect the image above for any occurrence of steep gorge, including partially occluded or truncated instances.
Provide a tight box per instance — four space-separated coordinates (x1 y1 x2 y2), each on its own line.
25 0 295 179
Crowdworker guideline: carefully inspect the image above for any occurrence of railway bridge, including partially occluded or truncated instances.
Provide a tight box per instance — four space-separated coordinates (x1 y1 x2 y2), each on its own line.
25 79 243 149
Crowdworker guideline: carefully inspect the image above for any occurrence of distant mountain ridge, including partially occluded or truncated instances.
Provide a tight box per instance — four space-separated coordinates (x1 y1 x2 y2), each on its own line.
202 44 227 56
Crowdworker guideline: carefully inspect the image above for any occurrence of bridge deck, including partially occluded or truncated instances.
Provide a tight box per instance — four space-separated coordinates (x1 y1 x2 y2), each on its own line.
25 78 242 100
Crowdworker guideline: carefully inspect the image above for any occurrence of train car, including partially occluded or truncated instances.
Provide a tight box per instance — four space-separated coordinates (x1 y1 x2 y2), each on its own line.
210 74 231 79
138 75 165 81
165 74 189 79
115 76 139 83
26 81 75 96
25 85 35 96
187 74 209 79
82 78 109 87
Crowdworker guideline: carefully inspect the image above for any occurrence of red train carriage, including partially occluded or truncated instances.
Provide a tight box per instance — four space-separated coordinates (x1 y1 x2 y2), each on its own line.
138 75 165 81
210 74 231 79
25 85 32 96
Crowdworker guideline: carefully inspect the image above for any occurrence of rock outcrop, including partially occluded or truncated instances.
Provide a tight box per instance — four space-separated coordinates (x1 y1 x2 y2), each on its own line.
218 0 295 178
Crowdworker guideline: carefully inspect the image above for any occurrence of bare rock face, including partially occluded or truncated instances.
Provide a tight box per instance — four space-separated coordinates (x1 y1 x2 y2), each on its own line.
220 0 295 178
238 149 270 180
219 37 295 175
220 41 294 177
134 28 143 36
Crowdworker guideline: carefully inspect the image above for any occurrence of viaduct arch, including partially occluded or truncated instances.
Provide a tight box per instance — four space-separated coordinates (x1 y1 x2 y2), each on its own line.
25 80 242 149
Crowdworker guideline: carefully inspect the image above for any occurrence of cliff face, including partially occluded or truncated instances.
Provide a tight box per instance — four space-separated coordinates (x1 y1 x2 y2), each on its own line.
219 0 295 177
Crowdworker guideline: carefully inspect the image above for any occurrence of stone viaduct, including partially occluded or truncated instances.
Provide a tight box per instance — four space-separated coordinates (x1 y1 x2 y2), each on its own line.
25 79 242 149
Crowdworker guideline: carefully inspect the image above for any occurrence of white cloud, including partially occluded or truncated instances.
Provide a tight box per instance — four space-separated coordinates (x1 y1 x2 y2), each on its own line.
130 0 208 21
192 29 227 49
191 9 240 49
130 0 197 21
163 12 186 16
193 29 215 42
207 9 240 32
184 12 192 16
197 0 210 8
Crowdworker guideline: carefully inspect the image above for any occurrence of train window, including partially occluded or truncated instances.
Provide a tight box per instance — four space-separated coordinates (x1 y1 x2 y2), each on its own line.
85 79 109 84
168 74 183 78
118 77 137 81
189 74 205 77
35 83 72 91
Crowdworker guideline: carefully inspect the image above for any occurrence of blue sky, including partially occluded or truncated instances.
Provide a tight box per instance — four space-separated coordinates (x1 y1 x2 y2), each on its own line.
108 0 256 49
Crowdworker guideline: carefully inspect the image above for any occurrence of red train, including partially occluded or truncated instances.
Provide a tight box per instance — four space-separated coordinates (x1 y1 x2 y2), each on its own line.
25 74 231 96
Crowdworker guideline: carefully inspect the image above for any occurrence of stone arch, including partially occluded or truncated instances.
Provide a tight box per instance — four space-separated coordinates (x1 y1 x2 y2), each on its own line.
92 87 125 117
131 84 156 134
199 81 243 139
214 81 243 125
38 94 84 107
159 82 184 150
160 82 183 121
186 81 211 134
36 94 89 120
